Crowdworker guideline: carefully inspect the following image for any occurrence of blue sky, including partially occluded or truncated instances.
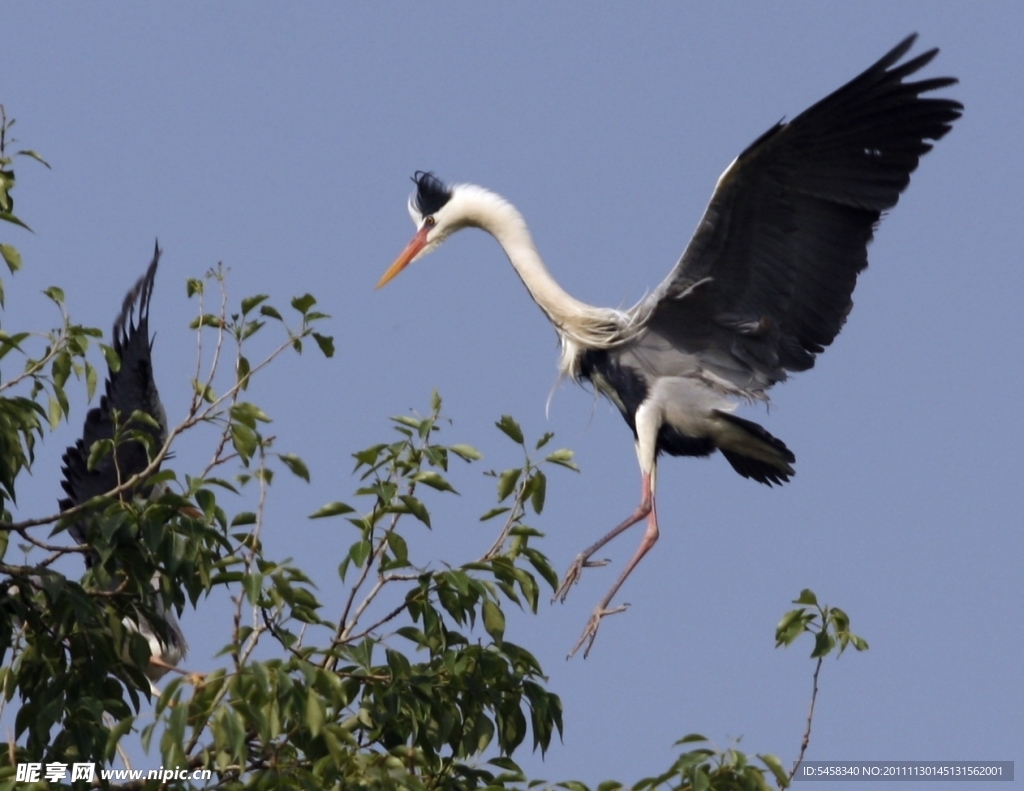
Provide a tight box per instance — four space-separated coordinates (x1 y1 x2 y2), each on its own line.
4 4 1022 786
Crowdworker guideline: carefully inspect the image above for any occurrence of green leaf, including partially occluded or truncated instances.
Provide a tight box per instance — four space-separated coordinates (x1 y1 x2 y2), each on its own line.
230 512 257 527
230 402 271 427
104 716 136 762
240 294 268 315
0 331 29 359
496 415 524 444
189 313 224 329
0 211 31 231
386 532 409 565
760 753 789 787
775 607 813 647
0 243 22 273
529 470 547 514
85 361 98 401
279 453 310 482
305 686 324 737
349 540 371 568
195 488 217 517
236 356 251 389
101 343 121 372
239 319 264 341
259 304 283 321
545 448 579 470
242 572 263 604
44 285 65 304
15 149 51 168
450 443 483 461
482 600 505 643
812 630 835 658
523 547 559 590
291 293 316 315
312 332 335 358
413 471 457 493
496 468 521 501
309 501 355 519
396 626 428 646
48 396 63 429
192 378 215 402
480 506 510 522
794 588 818 606
230 423 259 462
400 494 431 528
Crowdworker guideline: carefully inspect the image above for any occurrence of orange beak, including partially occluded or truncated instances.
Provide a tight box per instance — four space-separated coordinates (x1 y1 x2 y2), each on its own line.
377 225 430 288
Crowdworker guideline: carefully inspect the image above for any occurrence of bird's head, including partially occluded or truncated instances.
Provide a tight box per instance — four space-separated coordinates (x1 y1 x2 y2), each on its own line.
377 171 471 288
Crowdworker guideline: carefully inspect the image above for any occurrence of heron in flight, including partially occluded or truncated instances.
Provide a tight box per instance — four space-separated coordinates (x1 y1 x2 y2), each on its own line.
377 35 961 657
61 243 187 687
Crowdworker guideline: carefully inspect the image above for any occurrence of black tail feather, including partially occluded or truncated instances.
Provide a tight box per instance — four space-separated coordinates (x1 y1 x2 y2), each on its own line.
715 411 795 486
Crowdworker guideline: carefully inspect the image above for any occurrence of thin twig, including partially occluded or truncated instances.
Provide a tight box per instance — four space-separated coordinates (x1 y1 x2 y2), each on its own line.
0 323 72 393
324 439 416 669
482 472 530 561
104 713 134 772
7 531 86 561
789 654 823 782
323 519 387 672
188 272 208 417
202 271 230 414
341 586 418 645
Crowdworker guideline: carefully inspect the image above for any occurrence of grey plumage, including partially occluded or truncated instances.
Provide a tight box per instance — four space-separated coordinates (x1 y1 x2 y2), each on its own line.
380 36 962 656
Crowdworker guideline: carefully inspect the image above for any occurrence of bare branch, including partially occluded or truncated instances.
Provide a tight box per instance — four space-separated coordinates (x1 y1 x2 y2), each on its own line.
790 654 824 782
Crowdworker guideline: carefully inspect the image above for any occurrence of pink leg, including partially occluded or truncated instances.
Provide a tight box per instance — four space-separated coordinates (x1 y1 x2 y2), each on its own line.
553 472 654 604
568 495 659 658
555 471 662 658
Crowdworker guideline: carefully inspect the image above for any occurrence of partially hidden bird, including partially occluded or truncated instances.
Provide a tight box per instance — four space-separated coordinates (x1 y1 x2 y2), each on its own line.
377 35 962 657
60 243 188 688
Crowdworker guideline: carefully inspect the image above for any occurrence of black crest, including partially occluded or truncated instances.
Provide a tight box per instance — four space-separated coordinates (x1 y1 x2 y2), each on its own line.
412 171 452 216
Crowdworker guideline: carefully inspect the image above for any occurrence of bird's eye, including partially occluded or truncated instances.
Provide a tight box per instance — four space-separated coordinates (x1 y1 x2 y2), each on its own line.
424 216 436 227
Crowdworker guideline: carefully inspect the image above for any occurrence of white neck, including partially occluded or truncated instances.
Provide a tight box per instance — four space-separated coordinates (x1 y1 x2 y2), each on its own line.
448 185 636 374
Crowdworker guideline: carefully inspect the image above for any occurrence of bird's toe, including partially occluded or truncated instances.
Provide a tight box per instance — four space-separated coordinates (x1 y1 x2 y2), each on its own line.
568 602 630 659
553 555 612 604
553 558 584 603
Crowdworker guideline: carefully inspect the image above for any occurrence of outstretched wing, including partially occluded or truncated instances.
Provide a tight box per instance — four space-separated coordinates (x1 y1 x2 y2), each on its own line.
62 243 167 550
641 34 962 393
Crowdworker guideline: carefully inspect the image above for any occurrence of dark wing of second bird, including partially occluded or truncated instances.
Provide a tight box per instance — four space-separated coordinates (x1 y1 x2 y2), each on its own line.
61 244 168 561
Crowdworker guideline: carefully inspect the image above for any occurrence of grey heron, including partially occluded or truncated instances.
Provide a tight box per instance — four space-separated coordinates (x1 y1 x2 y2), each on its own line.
377 35 962 657
60 243 187 687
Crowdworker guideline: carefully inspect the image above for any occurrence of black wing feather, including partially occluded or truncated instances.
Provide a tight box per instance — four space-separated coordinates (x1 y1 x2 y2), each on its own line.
645 34 962 388
61 244 166 555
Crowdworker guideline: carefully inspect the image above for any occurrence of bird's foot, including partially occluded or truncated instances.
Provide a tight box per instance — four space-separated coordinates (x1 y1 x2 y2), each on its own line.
149 669 208 704
148 655 181 674
566 602 629 659
552 556 610 604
